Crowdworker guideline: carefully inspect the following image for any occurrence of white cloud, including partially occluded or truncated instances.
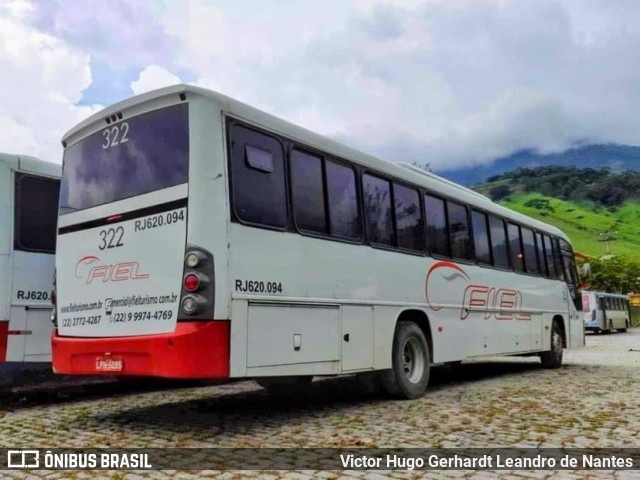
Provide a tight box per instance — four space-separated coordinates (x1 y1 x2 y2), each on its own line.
158 0 640 169
0 1 100 164
5 0 640 171
130 65 182 95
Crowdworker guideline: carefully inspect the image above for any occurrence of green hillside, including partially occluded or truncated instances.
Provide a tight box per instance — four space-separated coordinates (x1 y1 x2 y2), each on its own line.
473 166 640 262
497 194 640 261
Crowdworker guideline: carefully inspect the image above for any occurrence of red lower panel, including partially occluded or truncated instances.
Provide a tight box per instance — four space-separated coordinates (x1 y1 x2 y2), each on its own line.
52 321 230 379
0 321 8 362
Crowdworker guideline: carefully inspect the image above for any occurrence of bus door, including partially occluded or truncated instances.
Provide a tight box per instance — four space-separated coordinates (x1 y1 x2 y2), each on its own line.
11 172 59 361
557 240 583 347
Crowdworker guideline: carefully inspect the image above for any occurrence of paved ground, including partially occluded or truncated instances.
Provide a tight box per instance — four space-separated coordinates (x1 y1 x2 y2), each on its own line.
0 329 639 479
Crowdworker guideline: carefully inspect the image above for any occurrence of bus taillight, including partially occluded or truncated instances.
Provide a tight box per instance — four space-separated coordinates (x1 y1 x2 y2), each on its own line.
184 273 199 292
179 246 215 320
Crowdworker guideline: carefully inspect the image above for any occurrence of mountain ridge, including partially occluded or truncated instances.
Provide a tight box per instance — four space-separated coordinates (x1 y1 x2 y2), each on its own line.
437 143 640 186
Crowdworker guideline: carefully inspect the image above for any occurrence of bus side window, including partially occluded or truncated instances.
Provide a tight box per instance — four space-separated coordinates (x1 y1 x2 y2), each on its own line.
507 223 525 273
325 160 361 241
424 194 450 257
543 235 557 279
471 210 492 265
447 201 473 261
229 125 287 228
393 183 424 252
14 173 60 253
536 231 549 276
363 173 394 247
489 215 509 268
553 238 566 282
291 149 327 235
521 227 540 275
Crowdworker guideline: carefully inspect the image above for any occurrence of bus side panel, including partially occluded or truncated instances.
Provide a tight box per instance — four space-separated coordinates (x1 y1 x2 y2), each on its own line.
11 251 54 361
186 98 231 322
0 162 10 324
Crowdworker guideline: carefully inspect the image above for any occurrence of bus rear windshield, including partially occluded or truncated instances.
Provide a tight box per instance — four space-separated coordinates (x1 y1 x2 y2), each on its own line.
60 103 189 214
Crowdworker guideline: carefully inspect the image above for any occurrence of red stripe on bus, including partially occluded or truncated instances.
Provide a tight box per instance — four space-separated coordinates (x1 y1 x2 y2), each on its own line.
52 321 230 379
0 321 8 362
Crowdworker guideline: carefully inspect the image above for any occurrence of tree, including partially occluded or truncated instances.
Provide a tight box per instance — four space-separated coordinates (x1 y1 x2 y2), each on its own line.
487 185 512 201
579 257 640 293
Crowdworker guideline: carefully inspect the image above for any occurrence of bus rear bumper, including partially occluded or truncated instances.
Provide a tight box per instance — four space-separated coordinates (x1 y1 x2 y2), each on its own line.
52 321 230 379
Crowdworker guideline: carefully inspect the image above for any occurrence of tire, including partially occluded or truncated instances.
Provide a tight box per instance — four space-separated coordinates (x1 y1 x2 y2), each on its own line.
619 320 629 333
606 320 614 334
380 321 430 399
255 376 313 396
540 321 563 369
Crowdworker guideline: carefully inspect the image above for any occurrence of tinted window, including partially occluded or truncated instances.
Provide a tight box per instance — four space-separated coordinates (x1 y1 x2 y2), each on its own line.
425 195 449 257
507 223 524 272
60 103 189 214
229 125 287 228
554 238 566 281
543 235 557 279
394 184 424 252
363 174 394 246
448 202 472 260
471 210 491 264
14 174 60 253
291 150 326 234
326 161 361 240
559 239 576 284
521 227 539 275
489 216 509 268
536 232 548 276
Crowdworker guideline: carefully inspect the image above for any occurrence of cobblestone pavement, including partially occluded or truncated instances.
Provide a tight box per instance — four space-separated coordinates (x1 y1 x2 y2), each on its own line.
0 329 639 479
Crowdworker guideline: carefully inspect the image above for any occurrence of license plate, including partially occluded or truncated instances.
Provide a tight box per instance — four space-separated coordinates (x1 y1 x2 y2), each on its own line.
95 355 123 372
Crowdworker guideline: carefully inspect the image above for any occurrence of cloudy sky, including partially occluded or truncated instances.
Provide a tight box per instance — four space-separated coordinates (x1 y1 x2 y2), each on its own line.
1 0 640 170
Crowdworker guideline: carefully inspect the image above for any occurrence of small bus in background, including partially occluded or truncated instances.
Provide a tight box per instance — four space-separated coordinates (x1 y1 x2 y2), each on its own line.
52 85 584 399
582 291 630 333
0 153 60 378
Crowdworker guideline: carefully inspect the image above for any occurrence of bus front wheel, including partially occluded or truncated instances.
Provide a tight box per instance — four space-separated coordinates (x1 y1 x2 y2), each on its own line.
540 321 563 369
380 321 430 399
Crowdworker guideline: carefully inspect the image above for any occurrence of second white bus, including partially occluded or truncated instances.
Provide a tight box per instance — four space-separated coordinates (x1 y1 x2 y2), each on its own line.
0 153 60 377
52 85 584 399
582 291 630 333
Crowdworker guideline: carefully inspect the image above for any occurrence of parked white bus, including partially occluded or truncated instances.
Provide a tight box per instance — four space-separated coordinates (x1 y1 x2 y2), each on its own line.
582 291 630 333
52 85 584 399
0 153 60 374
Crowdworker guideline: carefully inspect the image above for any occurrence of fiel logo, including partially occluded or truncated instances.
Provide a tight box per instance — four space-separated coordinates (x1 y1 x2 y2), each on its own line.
7 450 39 469
75 256 149 284
425 261 531 321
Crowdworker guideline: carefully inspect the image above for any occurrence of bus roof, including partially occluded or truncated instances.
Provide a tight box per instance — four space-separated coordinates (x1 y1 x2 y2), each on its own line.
62 84 569 241
583 291 629 299
0 153 61 178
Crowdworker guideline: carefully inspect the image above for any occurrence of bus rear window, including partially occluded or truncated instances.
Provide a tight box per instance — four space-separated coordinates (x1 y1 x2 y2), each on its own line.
60 103 189 214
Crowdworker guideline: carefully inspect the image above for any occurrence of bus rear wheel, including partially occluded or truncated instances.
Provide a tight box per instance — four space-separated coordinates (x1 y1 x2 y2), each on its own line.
540 321 563 369
380 321 430 399
619 320 629 333
606 320 614 334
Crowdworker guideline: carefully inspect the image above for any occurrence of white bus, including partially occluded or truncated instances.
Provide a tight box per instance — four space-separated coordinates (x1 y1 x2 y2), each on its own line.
0 153 60 375
52 85 584 399
582 291 630 333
